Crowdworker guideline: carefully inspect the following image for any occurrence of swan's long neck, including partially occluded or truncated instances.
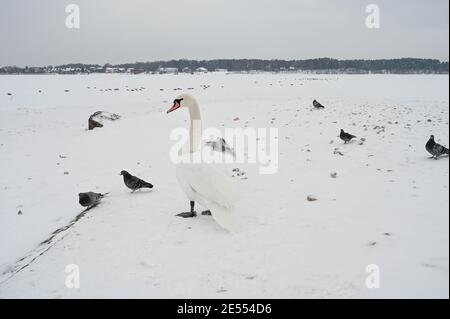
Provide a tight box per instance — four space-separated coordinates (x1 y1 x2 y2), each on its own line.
188 99 202 154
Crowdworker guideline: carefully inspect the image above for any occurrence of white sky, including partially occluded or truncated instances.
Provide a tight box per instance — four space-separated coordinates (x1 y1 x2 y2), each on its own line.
0 0 448 66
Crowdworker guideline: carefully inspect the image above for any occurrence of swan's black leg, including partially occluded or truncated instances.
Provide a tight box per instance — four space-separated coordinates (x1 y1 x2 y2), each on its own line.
201 210 212 216
176 201 197 218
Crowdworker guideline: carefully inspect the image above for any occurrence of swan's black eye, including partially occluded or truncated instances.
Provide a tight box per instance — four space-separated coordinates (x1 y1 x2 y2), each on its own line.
174 98 183 104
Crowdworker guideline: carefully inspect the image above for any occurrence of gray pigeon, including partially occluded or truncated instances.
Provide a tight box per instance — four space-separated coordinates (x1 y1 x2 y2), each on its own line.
313 100 325 109
120 170 153 192
78 192 107 208
340 129 356 143
426 135 449 160
205 137 235 156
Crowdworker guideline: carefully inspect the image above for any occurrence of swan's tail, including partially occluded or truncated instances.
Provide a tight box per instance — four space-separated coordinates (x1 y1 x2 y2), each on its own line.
207 202 238 233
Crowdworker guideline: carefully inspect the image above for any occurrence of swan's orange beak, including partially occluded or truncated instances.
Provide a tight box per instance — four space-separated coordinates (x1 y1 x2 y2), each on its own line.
167 101 181 114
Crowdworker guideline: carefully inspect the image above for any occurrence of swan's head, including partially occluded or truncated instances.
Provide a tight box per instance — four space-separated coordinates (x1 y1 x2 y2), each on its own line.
167 94 197 114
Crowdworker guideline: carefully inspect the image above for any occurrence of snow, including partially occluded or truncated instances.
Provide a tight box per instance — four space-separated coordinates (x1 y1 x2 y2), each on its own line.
0 73 448 298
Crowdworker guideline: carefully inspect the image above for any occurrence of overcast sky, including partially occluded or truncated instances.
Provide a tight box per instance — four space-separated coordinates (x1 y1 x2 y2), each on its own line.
0 0 448 66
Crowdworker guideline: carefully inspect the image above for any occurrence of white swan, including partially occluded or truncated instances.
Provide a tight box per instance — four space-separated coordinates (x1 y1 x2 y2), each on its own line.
167 94 237 231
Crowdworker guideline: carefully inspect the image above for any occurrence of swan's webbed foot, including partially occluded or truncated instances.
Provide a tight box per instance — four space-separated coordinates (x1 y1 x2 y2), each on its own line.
201 210 212 216
177 201 197 218
176 211 197 218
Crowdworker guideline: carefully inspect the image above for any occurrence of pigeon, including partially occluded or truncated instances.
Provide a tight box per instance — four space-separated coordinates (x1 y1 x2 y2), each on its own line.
313 100 325 109
340 129 357 143
78 192 107 208
426 135 449 160
120 170 154 192
205 137 235 156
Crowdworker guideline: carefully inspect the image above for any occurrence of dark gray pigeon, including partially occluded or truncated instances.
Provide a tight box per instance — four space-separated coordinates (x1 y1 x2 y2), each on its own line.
313 100 325 109
120 170 154 192
340 129 356 143
426 135 449 160
78 192 107 208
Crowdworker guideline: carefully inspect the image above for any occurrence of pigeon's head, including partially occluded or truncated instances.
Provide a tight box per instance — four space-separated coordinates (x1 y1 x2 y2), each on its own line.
430 135 435 140
120 170 129 176
340 129 344 133
167 94 196 114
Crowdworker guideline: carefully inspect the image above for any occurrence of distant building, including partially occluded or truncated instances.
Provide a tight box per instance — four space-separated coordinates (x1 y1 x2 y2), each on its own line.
105 67 125 73
195 67 208 73
158 67 179 74
132 69 146 74
58 68 77 74
214 68 228 73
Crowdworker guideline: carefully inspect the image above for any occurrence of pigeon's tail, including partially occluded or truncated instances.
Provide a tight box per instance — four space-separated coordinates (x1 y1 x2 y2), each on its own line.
100 192 110 197
445 147 450 155
143 182 154 189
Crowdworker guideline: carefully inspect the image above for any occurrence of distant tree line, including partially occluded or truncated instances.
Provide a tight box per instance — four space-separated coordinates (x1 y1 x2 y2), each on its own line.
1 58 448 74
116 58 449 73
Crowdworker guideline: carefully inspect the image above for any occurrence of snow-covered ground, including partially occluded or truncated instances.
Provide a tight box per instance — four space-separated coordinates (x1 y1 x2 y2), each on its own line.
0 73 448 298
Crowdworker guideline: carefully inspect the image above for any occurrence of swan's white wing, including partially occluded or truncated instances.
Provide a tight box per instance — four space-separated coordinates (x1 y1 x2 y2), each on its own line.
177 161 236 208
176 160 238 231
